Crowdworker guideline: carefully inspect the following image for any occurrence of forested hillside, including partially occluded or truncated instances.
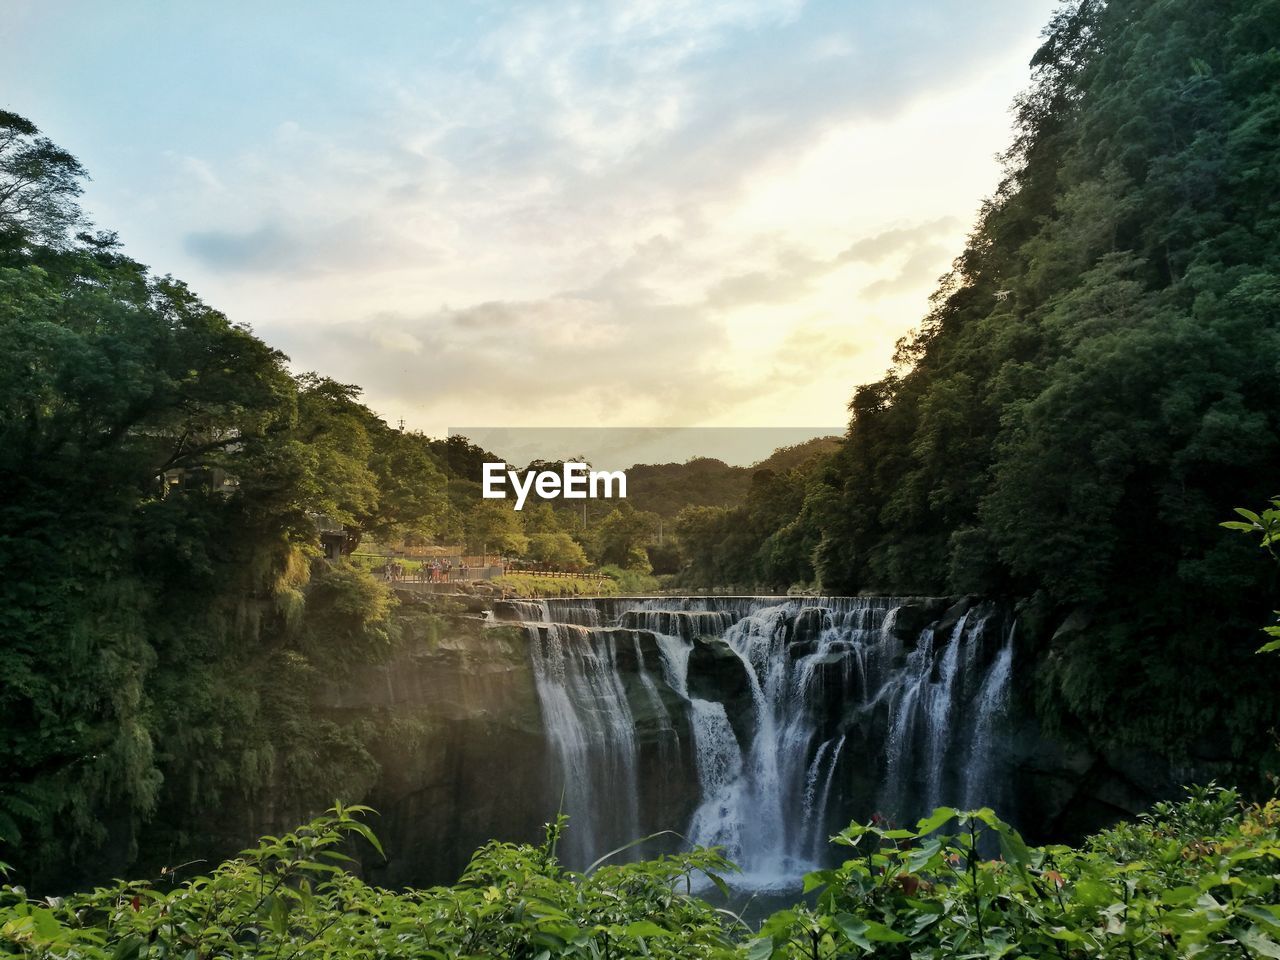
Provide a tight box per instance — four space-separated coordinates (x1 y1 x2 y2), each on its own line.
0 109 822 886
0 108 456 885
3 0 1279 919
678 0 1280 769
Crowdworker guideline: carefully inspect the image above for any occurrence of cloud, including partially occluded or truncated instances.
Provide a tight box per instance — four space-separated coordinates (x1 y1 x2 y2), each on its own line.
704 217 962 311
780 327 863 364
837 217 961 264
272 275 750 428
184 224 301 272
705 267 814 310
270 210 959 429
184 212 438 275
17 0 1059 430
703 245 825 310
861 242 954 299
166 152 226 193
370 328 424 355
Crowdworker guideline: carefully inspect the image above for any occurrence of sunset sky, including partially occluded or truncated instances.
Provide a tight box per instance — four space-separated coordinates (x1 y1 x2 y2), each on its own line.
5 0 1059 438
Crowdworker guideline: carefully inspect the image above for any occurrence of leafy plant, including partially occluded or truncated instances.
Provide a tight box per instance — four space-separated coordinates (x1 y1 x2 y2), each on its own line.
4 789 1280 958
0 806 738 958
752 786 1280 959
1222 497 1280 653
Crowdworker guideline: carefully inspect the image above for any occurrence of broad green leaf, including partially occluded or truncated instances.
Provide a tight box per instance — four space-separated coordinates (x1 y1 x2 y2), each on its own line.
1238 926 1280 959
802 870 832 893
1047 927 1082 941
996 825 1032 867
833 914 871 950
864 920 909 942
705 871 731 899
1241 905 1280 931
906 837 944 872
916 808 957 836
622 920 672 939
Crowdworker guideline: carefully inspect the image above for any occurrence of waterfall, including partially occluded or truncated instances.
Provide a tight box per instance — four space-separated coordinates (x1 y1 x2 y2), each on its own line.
802 734 845 860
510 596 1017 880
963 628 1015 809
526 620 642 865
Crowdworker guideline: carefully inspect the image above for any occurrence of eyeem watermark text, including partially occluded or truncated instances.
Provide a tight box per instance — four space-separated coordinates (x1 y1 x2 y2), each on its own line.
482 462 627 511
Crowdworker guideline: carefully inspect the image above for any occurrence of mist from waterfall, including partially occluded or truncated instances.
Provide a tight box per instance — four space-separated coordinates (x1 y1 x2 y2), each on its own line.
511 596 1016 884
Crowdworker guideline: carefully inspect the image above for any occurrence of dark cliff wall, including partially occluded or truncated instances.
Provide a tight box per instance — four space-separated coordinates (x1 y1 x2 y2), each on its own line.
319 610 552 886
1004 596 1250 845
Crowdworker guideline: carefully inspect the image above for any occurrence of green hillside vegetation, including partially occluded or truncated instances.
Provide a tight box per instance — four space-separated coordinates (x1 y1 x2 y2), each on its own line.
0 108 450 886
620 438 840 520
675 0 1280 769
2 0 1280 941
0 105 806 886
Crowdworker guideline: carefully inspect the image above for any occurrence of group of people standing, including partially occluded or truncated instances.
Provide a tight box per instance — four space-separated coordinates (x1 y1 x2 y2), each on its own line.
419 559 457 583
380 557 514 583
379 559 454 582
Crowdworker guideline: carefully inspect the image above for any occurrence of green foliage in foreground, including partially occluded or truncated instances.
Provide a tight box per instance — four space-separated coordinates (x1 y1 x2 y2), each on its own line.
1222 497 1280 653
5 787 1280 958
0 806 737 959
760 786 1280 960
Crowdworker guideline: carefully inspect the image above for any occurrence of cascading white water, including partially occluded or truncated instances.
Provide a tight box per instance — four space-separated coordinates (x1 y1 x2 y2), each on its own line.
504 596 1016 881
526 617 643 865
963 629 1016 810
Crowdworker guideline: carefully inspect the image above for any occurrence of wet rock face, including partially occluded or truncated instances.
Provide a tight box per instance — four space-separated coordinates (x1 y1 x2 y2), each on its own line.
687 634 756 742
886 598 949 649
336 607 706 882
687 635 751 703
627 675 698 850
1004 722 1245 846
322 616 553 887
792 607 828 645
619 609 733 641
935 596 977 638
804 643 862 730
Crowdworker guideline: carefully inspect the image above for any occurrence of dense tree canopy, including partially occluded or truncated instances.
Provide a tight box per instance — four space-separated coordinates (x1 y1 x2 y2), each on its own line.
3 0 1279 901
681 0 1280 766
0 112 448 884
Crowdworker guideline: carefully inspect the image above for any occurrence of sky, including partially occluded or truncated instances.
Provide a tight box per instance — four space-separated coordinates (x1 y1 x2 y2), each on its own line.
5 0 1060 443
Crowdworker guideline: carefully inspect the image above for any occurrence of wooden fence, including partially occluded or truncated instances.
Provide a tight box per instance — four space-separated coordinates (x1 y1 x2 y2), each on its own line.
366 559 609 585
